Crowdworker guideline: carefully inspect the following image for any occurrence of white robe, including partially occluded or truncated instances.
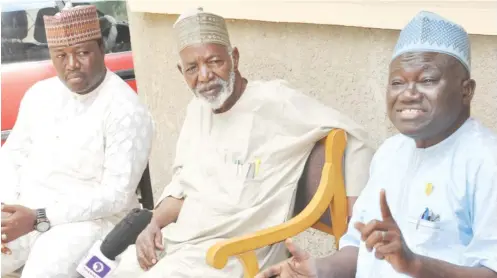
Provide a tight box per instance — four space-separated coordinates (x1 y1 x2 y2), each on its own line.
0 70 154 278
112 79 374 278
340 118 497 277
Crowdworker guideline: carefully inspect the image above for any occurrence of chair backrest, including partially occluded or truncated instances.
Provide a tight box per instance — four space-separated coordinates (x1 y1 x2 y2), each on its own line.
292 129 348 245
1 10 29 64
293 141 330 224
34 7 58 44
2 10 28 40
136 164 154 210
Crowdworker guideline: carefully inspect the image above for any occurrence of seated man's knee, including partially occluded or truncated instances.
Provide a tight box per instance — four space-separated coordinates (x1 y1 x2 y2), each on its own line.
110 244 145 277
1 255 25 277
21 221 109 278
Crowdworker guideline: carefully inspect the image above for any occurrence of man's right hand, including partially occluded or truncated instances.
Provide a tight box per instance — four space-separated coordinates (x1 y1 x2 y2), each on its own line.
135 219 164 271
255 239 318 278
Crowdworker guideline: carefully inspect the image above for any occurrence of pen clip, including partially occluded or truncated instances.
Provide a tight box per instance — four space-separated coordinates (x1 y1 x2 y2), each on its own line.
245 163 254 179
416 208 429 230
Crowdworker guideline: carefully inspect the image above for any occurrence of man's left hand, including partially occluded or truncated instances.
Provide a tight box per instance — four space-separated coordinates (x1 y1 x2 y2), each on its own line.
354 189 419 275
1 204 36 244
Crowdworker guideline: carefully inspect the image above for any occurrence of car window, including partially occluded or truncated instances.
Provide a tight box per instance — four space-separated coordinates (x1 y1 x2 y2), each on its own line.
1 0 131 65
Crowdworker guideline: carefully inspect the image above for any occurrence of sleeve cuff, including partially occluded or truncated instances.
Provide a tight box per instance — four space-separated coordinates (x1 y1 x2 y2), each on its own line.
45 205 67 226
338 240 360 250
338 230 361 250
155 182 185 208
464 254 497 273
480 260 497 273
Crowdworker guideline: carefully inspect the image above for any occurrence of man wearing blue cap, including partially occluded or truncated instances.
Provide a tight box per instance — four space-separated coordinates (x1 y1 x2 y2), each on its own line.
256 11 497 278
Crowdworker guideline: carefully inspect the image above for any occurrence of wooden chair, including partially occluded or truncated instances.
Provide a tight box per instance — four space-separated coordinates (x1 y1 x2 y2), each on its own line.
206 129 349 278
136 164 154 210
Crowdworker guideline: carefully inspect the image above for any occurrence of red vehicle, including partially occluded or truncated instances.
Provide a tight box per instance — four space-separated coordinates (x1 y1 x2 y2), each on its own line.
1 0 137 144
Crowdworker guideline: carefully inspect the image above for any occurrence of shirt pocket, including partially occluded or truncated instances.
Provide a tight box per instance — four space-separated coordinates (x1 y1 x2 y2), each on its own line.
222 161 262 211
405 217 443 255
195 152 256 214
238 174 263 209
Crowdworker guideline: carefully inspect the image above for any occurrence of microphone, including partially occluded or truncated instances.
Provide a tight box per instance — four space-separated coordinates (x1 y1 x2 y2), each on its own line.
76 208 153 278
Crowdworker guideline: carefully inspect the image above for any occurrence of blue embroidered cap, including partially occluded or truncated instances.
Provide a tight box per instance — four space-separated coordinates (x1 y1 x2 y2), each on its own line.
392 11 471 72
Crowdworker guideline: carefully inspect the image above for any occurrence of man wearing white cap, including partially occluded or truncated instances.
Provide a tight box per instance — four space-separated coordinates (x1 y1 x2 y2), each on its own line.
1 3 154 277
111 7 374 278
257 11 497 278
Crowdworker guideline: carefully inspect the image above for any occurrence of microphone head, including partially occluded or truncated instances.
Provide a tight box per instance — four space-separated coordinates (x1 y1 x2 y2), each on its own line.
77 240 118 278
100 208 153 260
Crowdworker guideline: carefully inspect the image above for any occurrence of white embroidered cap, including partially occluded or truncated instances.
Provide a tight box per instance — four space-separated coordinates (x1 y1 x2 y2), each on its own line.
392 11 471 72
173 7 231 52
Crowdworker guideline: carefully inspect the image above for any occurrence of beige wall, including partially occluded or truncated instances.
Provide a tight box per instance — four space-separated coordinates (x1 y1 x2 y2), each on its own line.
128 12 497 256
128 0 497 36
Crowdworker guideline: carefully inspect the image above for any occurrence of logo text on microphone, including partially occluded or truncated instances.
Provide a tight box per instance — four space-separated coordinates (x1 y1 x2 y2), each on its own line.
85 256 111 278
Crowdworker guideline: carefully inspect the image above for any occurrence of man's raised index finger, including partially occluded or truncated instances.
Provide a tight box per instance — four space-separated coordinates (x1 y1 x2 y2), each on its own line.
380 189 393 220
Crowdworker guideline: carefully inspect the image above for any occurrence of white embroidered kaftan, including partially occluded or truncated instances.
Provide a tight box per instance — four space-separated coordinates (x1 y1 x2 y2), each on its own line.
112 79 375 278
340 118 497 277
0 70 154 278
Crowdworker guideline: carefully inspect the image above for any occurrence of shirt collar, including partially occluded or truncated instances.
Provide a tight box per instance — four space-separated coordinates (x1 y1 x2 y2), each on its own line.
411 118 472 155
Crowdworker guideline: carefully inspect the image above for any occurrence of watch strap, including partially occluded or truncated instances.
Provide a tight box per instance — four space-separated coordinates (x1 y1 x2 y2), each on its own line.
36 208 47 221
34 208 50 232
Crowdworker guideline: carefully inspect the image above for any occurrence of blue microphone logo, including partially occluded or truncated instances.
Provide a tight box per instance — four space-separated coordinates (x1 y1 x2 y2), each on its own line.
86 256 111 277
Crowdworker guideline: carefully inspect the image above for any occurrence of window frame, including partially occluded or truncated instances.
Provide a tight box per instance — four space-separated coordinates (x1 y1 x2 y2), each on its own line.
1 0 132 65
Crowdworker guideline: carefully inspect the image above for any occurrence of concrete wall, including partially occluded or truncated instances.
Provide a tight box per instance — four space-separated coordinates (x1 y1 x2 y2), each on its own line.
128 12 497 256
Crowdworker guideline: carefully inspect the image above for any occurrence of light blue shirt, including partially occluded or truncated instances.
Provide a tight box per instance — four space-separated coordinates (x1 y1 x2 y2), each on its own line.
340 118 497 277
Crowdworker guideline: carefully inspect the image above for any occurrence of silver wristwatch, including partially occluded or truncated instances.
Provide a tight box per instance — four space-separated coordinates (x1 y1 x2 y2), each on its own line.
34 208 51 232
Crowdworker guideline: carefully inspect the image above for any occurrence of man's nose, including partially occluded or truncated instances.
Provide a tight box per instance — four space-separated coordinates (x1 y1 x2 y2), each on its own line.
400 83 423 102
66 54 81 70
197 64 213 82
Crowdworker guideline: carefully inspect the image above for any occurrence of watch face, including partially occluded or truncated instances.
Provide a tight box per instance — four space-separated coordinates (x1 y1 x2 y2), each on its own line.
36 221 50 232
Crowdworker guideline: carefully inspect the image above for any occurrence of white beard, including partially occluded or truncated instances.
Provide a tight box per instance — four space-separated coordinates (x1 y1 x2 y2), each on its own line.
192 70 236 110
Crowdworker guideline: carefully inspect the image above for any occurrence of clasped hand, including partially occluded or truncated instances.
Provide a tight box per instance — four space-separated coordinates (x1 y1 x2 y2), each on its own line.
1 203 37 254
135 219 164 271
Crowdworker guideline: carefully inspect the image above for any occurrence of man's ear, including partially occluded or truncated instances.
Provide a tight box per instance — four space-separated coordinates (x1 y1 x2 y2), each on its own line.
177 63 183 75
231 47 240 71
462 78 476 105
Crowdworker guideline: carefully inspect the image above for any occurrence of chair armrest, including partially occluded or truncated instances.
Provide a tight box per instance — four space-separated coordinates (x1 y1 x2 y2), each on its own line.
206 129 347 271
